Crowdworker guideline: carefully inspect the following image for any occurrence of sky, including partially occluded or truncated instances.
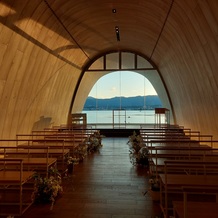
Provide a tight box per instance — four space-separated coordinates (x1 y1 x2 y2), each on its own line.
88 71 157 99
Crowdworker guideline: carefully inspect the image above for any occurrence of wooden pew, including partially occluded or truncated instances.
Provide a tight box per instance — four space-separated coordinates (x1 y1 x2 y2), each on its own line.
148 146 218 176
173 201 218 218
140 125 184 132
0 158 35 217
31 130 93 139
35 126 95 135
1 155 57 178
19 137 86 159
17 132 90 153
147 138 216 151
141 133 213 143
159 160 218 218
139 127 202 140
140 127 213 147
17 129 99 159
0 145 69 159
173 186 218 218
0 139 58 177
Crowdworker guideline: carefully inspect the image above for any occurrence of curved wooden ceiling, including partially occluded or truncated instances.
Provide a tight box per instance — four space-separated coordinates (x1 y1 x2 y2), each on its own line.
0 0 218 139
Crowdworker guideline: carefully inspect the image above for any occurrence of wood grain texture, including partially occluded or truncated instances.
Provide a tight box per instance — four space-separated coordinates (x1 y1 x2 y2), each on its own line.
0 0 217 138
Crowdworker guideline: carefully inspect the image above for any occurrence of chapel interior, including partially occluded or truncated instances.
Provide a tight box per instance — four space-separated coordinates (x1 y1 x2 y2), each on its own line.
0 0 218 218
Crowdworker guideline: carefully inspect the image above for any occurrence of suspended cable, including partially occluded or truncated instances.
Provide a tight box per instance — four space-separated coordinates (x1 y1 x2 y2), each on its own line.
149 0 175 60
44 0 90 60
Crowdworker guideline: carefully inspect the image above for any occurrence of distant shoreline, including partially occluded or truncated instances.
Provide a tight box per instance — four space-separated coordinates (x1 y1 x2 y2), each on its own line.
84 95 162 110
83 108 156 111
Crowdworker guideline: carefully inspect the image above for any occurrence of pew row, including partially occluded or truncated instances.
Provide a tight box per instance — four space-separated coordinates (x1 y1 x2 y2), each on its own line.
0 139 59 177
148 146 218 175
141 133 213 144
16 129 100 160
16 132 92 155
173 186 218 218
0 158 35 217
146 139 215 148
15 137 88 162
1 155 56 178
159 160 218 218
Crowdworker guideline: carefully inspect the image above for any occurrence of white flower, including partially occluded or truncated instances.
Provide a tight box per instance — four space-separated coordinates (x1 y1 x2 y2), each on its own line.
149 178 154 184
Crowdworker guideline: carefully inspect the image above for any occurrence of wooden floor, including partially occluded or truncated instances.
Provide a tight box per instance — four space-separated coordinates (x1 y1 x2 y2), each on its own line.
20 137 161 218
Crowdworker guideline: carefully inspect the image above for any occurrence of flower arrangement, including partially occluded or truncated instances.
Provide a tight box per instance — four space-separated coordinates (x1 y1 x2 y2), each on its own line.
65 156 79 175
127 131 143 153
149 175 160 192
128 131 149 167
136 147 149 166
66 156 79 165
71 143 88 162
147 175 160 201
32 168 63 210
87 130 104 152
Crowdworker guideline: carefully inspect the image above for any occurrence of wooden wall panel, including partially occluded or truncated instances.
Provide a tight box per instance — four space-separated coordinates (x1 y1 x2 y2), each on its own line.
0 0 84 138
0 0 218 139
154 0 218 138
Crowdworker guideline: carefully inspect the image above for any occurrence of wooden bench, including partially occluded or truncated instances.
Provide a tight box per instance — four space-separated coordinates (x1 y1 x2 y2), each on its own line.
173 201 218 218
147 139 215 147
0 158 35 217
0 139 63 175
148 146 218 176
32 127 95 136
139 126 185 133
173 186 218 218
18 132 92 162
0 145 69 160
140 129 213 140
17 134 89 154
18 132 91 141
159 160 218 218
140 127 210 136
2 156 57 178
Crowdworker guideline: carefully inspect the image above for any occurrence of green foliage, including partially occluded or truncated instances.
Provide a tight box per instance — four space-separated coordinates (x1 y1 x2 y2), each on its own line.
70 143 88 161
87 130 104 152
66 156 79 165
128 131 149 167
32 168 63 210
149 175 160 191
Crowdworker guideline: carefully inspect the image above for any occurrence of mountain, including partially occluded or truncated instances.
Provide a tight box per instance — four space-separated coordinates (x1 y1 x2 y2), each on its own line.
83 95 162 110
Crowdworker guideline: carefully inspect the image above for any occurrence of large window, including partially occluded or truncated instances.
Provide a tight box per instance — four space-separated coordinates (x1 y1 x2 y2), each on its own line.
83 71 163 125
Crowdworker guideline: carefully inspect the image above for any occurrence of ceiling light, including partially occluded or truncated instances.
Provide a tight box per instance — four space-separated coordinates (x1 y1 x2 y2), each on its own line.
115 26 120 41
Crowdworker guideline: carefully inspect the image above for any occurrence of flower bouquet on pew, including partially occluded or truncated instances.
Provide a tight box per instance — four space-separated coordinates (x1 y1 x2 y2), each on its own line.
71 143 88 162
32 167 63 210
149 176 160 192
65 156 79 175
87 130 104 153
147 175 160 201
128 131 149 167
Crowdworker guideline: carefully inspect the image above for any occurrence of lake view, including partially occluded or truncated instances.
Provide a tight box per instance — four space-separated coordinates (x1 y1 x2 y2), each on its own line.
82 110 166 124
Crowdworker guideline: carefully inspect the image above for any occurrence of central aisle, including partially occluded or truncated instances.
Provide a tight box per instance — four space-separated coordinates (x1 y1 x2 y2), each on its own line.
21 137 161 218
